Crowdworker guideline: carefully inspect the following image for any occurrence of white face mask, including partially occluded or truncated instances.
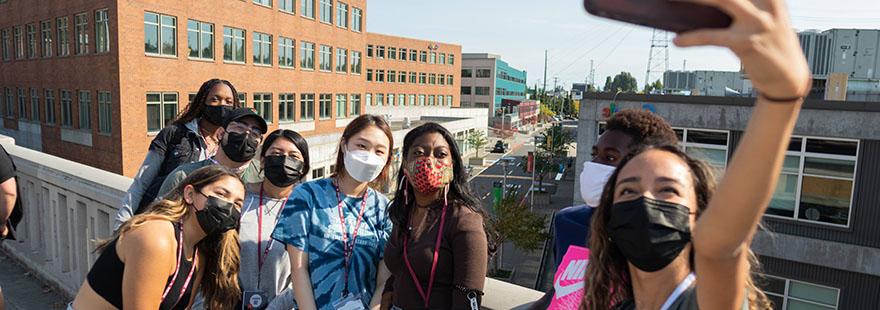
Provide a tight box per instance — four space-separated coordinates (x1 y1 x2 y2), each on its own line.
343 148 387 183
579 161 616 208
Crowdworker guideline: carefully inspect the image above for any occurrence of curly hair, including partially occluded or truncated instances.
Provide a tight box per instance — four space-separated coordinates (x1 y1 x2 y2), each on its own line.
605 109 678 148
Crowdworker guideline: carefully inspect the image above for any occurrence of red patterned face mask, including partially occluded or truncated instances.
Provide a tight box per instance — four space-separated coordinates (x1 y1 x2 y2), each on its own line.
404 157 453 194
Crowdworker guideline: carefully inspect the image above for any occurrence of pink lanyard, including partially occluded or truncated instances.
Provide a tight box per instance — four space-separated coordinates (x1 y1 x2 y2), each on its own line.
160 222 198 308
256 186 291 287
403 200 449 308
334 179 369 296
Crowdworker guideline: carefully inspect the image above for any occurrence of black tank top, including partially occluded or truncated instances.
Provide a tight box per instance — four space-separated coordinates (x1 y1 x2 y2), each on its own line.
87 222 196 310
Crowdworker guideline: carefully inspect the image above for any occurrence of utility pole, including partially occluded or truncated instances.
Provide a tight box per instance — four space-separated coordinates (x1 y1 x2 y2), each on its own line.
588 60 596 90
543 50 548 97
553 77 560 117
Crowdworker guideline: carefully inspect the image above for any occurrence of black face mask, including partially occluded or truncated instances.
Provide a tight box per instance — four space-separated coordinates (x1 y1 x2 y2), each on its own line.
203 105 232 126
264 155 305 187
607 196 692 272
222 131 259 163
194 192 240 236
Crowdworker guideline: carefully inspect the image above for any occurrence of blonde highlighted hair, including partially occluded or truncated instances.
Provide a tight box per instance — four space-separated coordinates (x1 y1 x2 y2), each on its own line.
98 165 242 310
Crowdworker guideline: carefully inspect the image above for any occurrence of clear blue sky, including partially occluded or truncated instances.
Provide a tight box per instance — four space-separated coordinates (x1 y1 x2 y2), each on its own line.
366 0 880 90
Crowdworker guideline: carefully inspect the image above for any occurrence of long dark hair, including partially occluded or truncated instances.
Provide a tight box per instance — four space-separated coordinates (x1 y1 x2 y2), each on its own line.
261 129 311 182
332 114 394 189
582 145 771 310
388 123 487 232
174 79 243 125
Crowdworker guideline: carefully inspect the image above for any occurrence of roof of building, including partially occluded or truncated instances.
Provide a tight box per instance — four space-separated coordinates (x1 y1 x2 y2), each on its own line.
582 92 880 113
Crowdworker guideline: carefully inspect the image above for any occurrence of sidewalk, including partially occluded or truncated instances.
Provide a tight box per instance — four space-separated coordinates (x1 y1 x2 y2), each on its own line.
0 250 68 309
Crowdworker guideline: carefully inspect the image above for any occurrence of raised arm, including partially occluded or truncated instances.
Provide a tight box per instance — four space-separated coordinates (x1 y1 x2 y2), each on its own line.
673 0 811 308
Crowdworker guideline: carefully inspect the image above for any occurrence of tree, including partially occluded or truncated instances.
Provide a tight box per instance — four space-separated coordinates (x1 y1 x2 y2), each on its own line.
603 76 614 92
644 79 664 93
486 192 549 274
466 130 488 159
605 72 639 93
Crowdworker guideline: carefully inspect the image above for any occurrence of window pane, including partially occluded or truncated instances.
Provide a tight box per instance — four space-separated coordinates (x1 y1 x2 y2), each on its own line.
686 130 728 145
768 173 798 217
686 147 727 168
788 282 838 306
803 157 855 179
788 137 803 152
761 276 787 295
806 139 857 156
767 295 784 310
799 176 852 225
147 104 161 131
674 129 684 142
785 300 834 310
164 103 177 126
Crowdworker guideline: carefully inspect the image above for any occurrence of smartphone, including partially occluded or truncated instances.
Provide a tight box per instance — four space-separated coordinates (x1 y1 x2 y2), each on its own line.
583 0 732 33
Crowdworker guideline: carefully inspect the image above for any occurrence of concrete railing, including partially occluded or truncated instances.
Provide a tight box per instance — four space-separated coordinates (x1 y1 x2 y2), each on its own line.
0 136 545 307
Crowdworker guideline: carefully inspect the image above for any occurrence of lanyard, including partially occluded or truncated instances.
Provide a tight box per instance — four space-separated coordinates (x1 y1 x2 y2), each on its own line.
334 178 369 296
160 222 199 308
403 200 449 308
660 272 696 310
255 186 291 289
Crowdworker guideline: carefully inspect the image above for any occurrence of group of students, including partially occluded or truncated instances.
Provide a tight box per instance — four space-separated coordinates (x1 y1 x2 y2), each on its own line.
70 78 489 310
69 0 811 308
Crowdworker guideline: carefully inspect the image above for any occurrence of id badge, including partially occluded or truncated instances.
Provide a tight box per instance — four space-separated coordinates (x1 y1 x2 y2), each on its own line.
242 290 269 310
332 293 365 310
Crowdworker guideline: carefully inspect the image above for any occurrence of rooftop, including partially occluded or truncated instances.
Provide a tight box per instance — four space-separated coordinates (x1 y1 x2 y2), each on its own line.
583 92 880 113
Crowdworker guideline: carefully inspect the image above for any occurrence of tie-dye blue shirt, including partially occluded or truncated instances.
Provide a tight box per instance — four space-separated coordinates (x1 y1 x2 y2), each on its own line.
271 178 392 310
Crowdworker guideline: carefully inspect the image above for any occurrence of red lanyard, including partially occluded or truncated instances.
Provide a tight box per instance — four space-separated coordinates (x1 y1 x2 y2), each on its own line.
334 178 369 296
403 200 449 308
257 186 291 279
160 222 198 308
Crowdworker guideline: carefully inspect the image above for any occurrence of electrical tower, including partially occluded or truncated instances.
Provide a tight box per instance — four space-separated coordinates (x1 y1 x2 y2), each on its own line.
588 60 596 90
645 30 670 91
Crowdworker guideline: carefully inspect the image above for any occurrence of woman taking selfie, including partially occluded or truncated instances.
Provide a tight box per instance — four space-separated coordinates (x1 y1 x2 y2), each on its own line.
72 166 244 310
382 123 490 310
582 0 812 309
272 115 394 310
239 129 310 310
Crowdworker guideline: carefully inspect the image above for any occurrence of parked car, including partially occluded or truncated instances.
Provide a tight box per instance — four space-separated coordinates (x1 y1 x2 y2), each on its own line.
491 140 507 153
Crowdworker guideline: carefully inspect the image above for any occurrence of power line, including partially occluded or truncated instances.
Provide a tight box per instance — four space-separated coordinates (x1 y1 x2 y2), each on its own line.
548 27 626 82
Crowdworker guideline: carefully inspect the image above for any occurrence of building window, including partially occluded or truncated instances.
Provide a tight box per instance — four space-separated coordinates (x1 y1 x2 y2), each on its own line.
409 72 416 83
312 167 325 179
448 75 454 85
366 44 374 58
301 0 315 18
44 89 56 124
29 88 39 121
349 94 361 116
187 20 213 60
336 2 348 28
319 45 331 71
377 46 385 59
440 53 446 64
146 92 177 132
300 93 314 120
278 93 295 122
350 51 361 74
253 32 272 65
377 70 385 82
95 9 110 53
428 95 435 106
78 90 91 129
375 94 385 106
253 93 273 123
418 95 426 106
56 17 69 57
238 93 247 106
429 52 436 64
408 94 415 106
399 48 406 60
335 48 347 72
26 24 37 59
60 90 73 126
13 26 23 59
279 37 295 68
73 14 90 55
351 7 362 32
461 86 471 95
439 74 445 85
98 91 111 134
319 0 332 24
398 94 405 106
410 49 417 61
388 47 397 60
765 137 858 227
318 94 331 119
223 27 245 63
388 70 396 83
429 73 436 85
398 71 406 84
419 72 427 84
446 95 453 106
17 88 25 119
675 128 729 174
449 54 455 65
336 94 347 118
280 0 294 13
419 50 427 62
366 69 373 82
40 21 52 58
461 69 473 78
365 93 372 106
300 41 315 69
253 0 272 7
474 87 490 96
476 69 492 78
1 29 9 61
144 12 176 56
762 275 839 310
